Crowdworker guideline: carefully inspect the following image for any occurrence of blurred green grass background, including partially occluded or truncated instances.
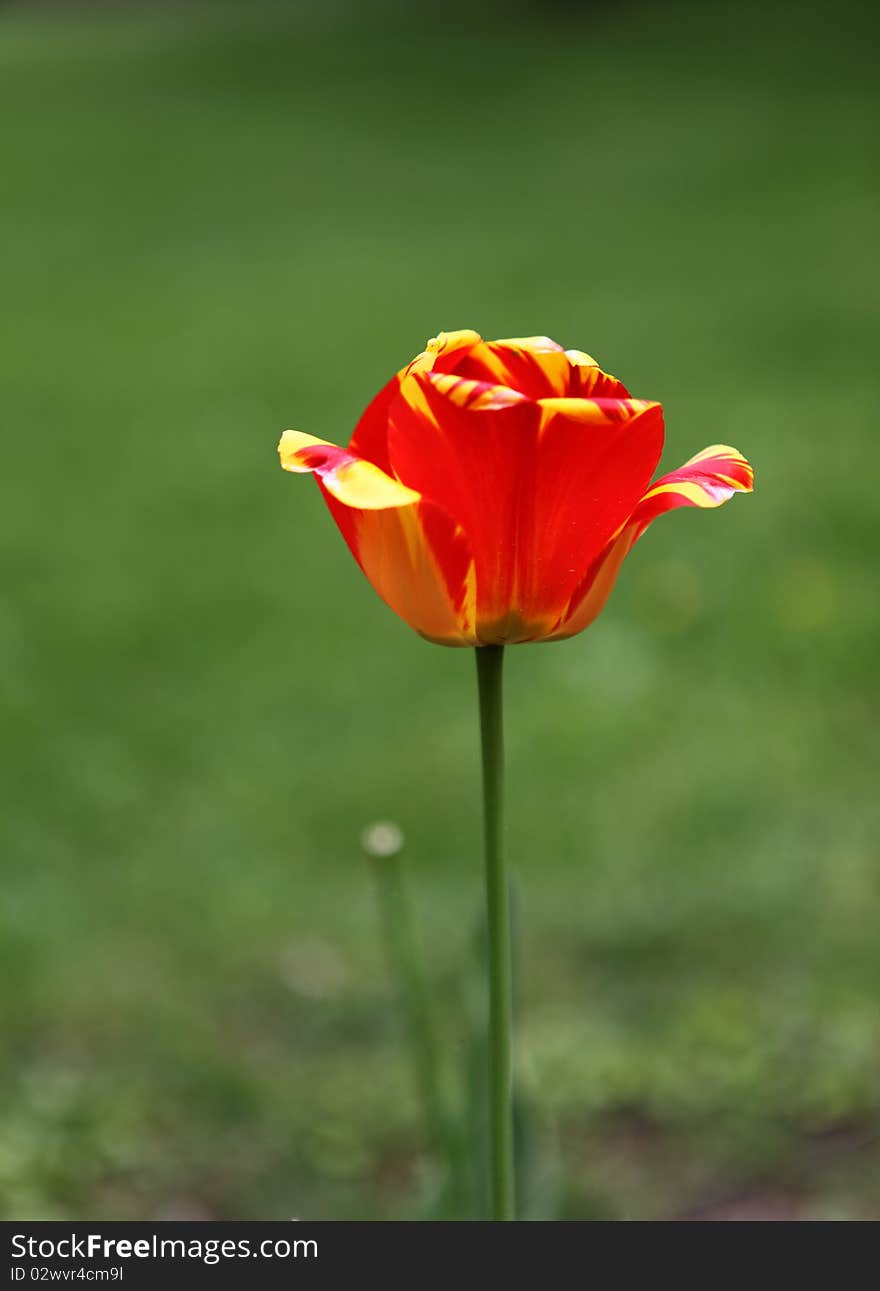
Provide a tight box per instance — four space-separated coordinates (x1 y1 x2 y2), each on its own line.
1 0 878 1219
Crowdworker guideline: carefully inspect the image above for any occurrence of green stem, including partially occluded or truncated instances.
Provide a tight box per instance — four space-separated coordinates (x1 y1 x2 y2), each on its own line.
475 644 514 1220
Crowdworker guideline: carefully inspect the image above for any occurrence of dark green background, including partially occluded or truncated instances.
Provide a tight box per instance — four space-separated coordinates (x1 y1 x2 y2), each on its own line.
2 0 878 1218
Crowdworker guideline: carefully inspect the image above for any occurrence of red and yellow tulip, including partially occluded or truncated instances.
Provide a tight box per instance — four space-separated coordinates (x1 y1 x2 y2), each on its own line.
279 330 753 645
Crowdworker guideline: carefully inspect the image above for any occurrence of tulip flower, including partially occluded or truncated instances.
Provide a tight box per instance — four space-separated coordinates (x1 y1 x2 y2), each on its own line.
278 330 753 1219
278 330 753 648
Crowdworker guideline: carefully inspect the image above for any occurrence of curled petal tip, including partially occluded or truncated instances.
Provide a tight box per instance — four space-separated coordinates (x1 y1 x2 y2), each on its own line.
402 329 483 378
628 443 754 536
685 444 755 494
278 429 334 473
278 429 420 509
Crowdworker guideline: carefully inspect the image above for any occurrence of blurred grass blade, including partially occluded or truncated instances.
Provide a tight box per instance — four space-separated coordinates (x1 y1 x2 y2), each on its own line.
366 837 465 1210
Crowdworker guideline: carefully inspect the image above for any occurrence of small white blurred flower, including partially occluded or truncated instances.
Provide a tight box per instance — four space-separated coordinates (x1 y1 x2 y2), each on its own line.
360 820 404 858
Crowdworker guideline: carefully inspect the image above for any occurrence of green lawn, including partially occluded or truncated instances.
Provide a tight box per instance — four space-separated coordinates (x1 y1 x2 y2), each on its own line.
1 0 878 1219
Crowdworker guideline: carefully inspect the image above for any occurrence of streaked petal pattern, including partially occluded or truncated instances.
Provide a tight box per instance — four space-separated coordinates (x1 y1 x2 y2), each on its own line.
279 430 419 509
626 444 755 535
278 330 753 646
453 336 631 401
278 429 476 644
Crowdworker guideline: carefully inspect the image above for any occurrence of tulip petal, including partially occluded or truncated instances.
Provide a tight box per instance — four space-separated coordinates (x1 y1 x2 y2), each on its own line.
278 430 420 509
553 444 753 639
527 398 664 629
537 395 657 425
387 375 664 642
343 374 403 475
347 330 630 473
403 329 484 377
549 525 638 640
627 444 755 535
278 430 476 644
346 330 629 475
415 371 531 412
451 336 632 401
325 494 477 646
452 335 575 398
563 352 632 399
348 330 483 472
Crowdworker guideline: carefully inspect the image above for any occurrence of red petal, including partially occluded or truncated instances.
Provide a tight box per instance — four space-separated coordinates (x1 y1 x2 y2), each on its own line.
278 430 476 644
348 330 484 471
553 444 754 639
387 374 664 642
